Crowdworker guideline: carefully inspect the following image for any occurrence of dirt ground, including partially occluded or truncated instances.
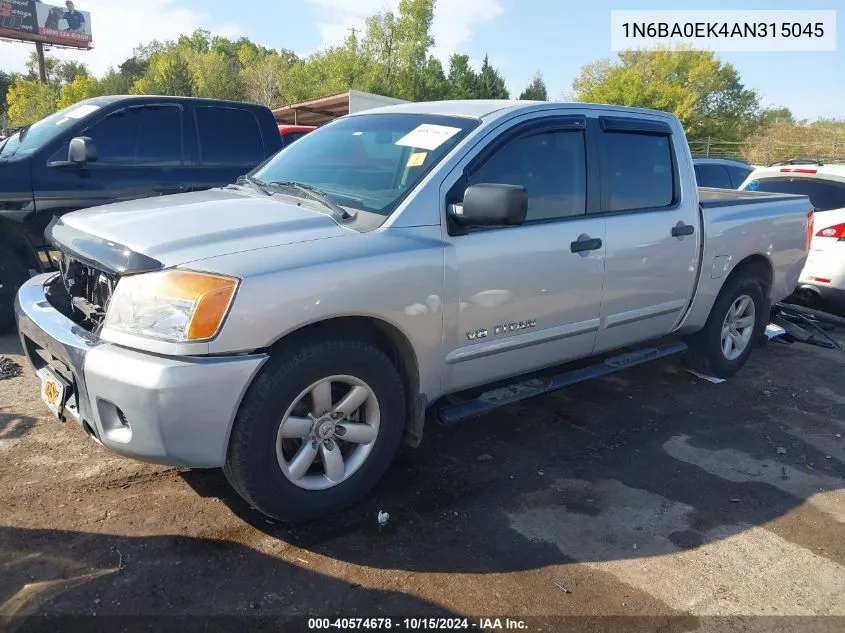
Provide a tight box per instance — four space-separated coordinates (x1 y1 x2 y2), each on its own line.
1 330 844 632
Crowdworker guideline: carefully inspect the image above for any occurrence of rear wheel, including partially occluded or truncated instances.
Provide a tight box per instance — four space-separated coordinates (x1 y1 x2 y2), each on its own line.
224 335 406 523
0 246 29 334
685 272 765 379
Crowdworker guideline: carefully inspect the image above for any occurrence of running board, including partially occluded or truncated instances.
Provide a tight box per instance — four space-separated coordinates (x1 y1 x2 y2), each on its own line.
437 342 689 426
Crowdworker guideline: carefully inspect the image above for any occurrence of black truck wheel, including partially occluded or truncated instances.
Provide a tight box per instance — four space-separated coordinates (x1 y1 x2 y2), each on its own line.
224 335 406 523
0 246 29 334
685 272 765 379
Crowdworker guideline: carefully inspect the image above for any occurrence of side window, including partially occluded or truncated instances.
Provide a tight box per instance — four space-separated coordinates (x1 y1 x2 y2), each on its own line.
468 130 587 221
83 105 182 166
697 164 733 189
195 107 264 166
727 166 752 188
602 132 674 211
135 107 182 165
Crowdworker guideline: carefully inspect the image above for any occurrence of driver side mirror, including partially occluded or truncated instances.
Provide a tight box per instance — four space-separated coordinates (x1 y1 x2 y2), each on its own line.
49 136 97 168
449 183 528 228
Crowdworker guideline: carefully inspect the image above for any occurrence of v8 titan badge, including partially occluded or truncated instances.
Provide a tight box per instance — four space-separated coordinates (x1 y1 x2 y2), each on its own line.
38 367 66 419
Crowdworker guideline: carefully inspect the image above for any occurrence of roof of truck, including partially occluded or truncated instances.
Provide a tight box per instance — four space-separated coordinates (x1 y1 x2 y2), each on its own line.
348 100 679 121
72 95 273 110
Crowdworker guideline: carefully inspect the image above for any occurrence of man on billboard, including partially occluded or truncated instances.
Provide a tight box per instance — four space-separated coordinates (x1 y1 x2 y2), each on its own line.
62 1 85 31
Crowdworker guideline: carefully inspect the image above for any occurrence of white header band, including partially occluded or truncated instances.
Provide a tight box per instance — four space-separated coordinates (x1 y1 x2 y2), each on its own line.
610 10 836 52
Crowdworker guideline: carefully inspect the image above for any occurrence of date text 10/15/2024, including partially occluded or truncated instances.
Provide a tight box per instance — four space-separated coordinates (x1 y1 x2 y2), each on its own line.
308 618 528 630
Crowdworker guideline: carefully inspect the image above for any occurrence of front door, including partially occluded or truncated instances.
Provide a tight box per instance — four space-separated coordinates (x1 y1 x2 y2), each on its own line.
443 116 606 392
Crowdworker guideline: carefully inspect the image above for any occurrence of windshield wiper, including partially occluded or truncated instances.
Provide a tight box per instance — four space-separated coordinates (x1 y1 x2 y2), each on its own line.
265 181 355 220
235 174 272 195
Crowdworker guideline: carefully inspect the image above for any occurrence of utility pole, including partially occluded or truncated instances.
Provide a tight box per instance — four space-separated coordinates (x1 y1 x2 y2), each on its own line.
347 26 359 39
35 42 47 82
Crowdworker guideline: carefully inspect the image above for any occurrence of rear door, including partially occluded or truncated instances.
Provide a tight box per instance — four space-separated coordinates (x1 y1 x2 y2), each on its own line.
33 103 187 217
188 105 268 191
592 116 700 353
442 114 607 392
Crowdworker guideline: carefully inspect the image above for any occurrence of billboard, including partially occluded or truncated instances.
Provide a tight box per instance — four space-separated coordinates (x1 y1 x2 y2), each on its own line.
0 0 92 49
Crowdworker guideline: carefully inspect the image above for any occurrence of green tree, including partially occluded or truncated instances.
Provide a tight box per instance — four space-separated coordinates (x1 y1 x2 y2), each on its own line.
119 55 150 80
358 0 449 101
572 48 760 141
56 75 102 109
476 55 509 99
131 51 195 96
191 50 243 100
519 73 548 100
362 9 399 94
25 52 61 83
6 78 59 126
56 60 90 84
99 68 134 94
446 54 477 99
178 28 211 54
241 52 292 106
1 70 18 113
760 106 794 126
392 0 436 100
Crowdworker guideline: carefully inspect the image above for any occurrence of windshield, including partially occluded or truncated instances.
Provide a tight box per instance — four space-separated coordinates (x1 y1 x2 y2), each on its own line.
0 101 103 158
744 176 845 212
251 113 479 216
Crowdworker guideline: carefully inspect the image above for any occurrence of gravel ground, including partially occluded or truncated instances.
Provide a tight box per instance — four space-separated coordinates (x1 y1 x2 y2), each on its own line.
1 331 843 632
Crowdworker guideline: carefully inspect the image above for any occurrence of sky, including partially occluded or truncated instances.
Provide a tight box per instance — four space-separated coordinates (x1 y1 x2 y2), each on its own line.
1 0 842 122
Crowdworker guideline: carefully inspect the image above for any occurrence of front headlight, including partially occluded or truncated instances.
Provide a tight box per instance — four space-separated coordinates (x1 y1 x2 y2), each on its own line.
103 269 239 342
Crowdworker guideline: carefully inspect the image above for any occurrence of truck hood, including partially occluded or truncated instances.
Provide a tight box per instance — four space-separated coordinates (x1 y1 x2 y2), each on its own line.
57 187 352 269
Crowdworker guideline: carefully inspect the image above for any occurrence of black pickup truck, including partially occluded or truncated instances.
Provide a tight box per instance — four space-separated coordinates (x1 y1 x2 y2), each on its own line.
0 95 283 331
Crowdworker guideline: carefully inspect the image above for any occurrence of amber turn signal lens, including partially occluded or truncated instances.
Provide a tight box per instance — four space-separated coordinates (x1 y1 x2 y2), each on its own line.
155 270 238 340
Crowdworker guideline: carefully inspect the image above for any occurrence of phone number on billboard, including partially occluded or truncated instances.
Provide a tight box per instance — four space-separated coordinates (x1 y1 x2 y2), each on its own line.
621 22 826 39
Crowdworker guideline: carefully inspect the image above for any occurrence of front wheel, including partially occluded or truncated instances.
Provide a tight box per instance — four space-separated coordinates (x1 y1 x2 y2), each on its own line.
224 335 406 523
685 273 765 379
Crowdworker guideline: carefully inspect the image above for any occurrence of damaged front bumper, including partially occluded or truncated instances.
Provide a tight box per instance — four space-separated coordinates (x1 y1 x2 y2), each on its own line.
15 273 267 467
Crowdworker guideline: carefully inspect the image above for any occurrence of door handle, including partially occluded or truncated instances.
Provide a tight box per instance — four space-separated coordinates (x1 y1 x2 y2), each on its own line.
672 223 695 237
570 236 603 253
153 184 186 194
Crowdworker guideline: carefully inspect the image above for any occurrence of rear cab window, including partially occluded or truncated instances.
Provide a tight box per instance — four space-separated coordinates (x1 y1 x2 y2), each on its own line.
195 106 265 166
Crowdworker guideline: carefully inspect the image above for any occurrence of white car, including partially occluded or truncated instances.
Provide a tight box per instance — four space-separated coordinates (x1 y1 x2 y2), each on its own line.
740 160 845 308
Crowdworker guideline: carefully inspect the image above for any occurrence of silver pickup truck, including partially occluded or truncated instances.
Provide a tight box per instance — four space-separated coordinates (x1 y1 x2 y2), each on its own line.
16 101 813 522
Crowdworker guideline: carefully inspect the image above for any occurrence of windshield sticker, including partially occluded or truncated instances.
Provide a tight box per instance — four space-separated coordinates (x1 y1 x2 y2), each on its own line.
64 104 100 120
407 151 427 167
746 180 760 191
395 124 462 151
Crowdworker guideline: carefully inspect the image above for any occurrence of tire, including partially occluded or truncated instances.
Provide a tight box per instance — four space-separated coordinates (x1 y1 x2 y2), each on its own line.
685 272 765 379
224 334 407 523
0 246 29 334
